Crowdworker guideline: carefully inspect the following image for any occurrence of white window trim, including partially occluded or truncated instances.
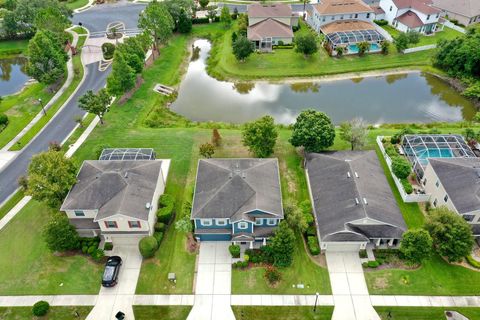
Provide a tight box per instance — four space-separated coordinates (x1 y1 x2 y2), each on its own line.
267 219 276 226
255 218 263 226
201 219 212 226
216 218 227 226
238 221 249 230
74 210 85 217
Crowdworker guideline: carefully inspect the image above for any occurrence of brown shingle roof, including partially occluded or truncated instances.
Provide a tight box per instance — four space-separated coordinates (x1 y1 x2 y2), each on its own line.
247 3 293 17
370 5 385 14
392 0 440 14
247 18 294 40
312 0 373 15
396 10 425 28
431 0 480 18
320 19 376 33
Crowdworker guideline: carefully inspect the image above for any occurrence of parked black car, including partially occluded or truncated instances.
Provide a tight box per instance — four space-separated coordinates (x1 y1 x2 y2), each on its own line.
102 256 122 287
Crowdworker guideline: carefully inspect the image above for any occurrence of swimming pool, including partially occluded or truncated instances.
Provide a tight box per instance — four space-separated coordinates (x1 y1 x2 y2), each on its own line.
416 148 454 164
347 43 381 54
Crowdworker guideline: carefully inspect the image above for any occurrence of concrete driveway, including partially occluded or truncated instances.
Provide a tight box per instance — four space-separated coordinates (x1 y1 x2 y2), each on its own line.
187 242 235 320
86 245 142 320
326 251 380 320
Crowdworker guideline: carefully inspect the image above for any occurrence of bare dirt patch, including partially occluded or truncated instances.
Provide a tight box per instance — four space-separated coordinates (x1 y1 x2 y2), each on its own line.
373 276 389 290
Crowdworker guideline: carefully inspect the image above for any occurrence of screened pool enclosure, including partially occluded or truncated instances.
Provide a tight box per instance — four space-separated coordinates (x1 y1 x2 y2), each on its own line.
402 134 476 178
99 148 156 161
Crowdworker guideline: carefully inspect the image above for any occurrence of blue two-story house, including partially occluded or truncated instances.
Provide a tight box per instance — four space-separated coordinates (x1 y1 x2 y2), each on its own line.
191 158 284 247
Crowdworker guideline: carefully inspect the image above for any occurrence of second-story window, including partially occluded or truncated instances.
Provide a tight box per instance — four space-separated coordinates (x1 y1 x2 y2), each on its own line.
201 219 212 226
255 218 263 226
267 219 276 226
105 221 118 228
238 222 249 230
74 210 85 217
427 14 430 20
128 221 141 228
216 219 227 226
366 13 370 18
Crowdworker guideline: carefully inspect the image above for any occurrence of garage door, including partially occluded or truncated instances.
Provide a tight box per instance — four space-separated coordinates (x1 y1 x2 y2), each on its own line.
197 234 231 241
111 236 142 246
324 242 363 252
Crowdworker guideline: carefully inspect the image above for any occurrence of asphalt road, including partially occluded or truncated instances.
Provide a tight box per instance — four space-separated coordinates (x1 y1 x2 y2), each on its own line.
0 63 110 204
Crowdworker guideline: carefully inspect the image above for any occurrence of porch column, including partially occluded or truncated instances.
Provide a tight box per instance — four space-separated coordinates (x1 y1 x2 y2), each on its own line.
249 241 253 249
388 239 394 246
262 238 266 246
376 238 381 247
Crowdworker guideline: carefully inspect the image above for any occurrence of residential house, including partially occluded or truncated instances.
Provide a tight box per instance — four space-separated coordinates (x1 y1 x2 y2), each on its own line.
305 151 407 252
61 159 169 245
306 0 385 55
379 0 442 33
191 158 283 247
431 0 480 26
247 3 299 51
423 158 480 238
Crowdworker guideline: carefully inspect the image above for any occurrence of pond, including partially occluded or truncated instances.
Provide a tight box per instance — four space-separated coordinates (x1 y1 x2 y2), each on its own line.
170 39 477 125
0 56 30 96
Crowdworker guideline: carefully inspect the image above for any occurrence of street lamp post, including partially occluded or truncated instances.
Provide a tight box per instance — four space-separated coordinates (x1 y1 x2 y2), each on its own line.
39 98 46 116
303 0 307 20
313 292 319 312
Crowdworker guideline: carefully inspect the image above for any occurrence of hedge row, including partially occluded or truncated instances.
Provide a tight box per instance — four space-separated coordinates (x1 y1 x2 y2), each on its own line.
157 194 174 224
466 255 480 269
307 236 320 255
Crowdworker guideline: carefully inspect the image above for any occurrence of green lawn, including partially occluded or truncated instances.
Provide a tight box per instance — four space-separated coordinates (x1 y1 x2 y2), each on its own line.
232 306 334 320
0 306 93 320
207 23 434 81
0 190 24 220
133 306 192 320
0 200 103 295
375 307 480 320
0 39 28 56
66 0 89 10
381 25 463 47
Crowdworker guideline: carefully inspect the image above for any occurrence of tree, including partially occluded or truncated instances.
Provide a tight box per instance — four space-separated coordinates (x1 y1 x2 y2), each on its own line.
463 82 480 100
339 118 369 150
270 221 296 267
357 41 370 56
199 142 215 158
284 201 308 233
425 207 474 262
232 36 253 61
290 109 335 152
241 115 278 157
178 9 192 34
34 6 70 40
26 150 77 208
381 40 390 54
295 33 318 57
106 50 136 96
139 236 158 258
199 0 209 9
391 156 411 179
138 0 174 54
335 46 344 57
117 37 146 74
237 13 248 36
394 33 409 52
163 0 195 28
212 128 222 146
220 6 232 28
43 215 79 252
400 229 433 265
26 30 67 84
406 30 420 45
78 89 111 124
463 128 478 142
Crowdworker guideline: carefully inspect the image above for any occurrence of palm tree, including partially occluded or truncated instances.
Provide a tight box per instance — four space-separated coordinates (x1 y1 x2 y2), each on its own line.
357 41 370 56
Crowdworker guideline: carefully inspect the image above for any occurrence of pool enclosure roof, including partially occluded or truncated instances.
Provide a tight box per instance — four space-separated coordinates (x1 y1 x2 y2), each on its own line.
402 134 475 177
326 29 384 45
99 148 156 161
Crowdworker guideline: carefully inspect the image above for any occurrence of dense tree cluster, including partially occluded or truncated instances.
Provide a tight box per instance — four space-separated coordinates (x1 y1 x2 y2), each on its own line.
241 115 278 158
290 109 335 152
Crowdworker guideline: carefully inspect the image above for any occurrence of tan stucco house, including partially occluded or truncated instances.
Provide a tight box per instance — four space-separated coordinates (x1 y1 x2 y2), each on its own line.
431 0 480 26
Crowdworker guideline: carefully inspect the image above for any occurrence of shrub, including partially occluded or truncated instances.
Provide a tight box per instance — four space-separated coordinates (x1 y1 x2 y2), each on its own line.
94 144 111 159
0 113 8 126
91 248 105 262
277 40 284 46
306 225 316 236
154 222 166 232
232 260 248 269
154 231 164 244
367 260 380 268
391 156 411 179
374 19 388 26
401 178 413 194
87 245 96 254
139 236 158 258
82 246 88 254
229 244 240 258
264 265 281 285
157 194 175 223
391 127 414 144
307 236 320 255
104 242 113 251
359 250 367 258
159 194 174 207
385 145 397 158
466 255 480 269
362 262 368 268
32 301 50 316
102 42 115 60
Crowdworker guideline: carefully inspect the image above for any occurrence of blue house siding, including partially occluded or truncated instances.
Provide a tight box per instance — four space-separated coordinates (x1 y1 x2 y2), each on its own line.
233 221 254 234
194 219 232 229
197 233 231 241
253 218 279 227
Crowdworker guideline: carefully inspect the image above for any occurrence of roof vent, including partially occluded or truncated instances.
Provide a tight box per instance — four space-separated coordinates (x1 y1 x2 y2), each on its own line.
124 172 128 178
355 198 359 205
347 172 351 178
363 198 368 205
354 172 359 178
242 172 246 179
146 202 151 209
229 172 233 179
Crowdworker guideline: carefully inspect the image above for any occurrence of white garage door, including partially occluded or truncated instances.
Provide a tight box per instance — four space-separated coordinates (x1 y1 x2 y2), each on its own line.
324 242 363 252
111 236 142 246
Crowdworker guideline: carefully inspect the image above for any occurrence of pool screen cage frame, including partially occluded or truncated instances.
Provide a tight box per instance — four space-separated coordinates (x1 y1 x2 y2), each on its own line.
402 134 475 179
325 29 384 46
99 148 156 161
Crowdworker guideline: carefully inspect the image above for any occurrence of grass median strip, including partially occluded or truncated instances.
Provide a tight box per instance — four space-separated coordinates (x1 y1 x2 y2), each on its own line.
0 190 24 220
0 306 93 320
375 306 480 320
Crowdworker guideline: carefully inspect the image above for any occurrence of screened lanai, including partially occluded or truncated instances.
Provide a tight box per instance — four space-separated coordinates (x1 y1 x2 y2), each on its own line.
325 29 384 46
402 134 476 178
99 148 156 161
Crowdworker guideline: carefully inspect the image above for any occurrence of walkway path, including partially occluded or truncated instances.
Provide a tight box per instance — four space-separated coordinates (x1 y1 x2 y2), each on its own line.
326 251 380 320
187 242 235 320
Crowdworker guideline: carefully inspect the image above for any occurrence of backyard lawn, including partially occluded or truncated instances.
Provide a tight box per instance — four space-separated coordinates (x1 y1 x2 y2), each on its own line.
0 39 28 56
133 306 192 320
375 307 480 320
0 306 93 320
232 306 334 320
0 200 103 295
66 0 89 10
381 25 463 47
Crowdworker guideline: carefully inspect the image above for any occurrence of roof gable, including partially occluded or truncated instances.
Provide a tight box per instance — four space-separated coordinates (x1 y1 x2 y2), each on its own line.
248 3 293 17
313 0 373 15
393 0 440 14
247 18 294 41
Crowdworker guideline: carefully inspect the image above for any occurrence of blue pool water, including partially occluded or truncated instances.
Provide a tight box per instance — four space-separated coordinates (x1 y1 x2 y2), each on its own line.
417 148 453 164
347 43 380 53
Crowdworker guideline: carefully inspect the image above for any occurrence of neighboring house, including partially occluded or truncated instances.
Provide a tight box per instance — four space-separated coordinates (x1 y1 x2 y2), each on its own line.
379 0 442 33
423 158 480 238
247 3 299 51
305 151 407 252
306 0 385 55
191 158 283 247
431 0 480 26
61 159 169 245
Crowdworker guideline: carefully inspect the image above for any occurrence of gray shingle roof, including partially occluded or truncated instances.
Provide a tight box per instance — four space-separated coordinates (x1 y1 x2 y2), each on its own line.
191 159 283 220
432 0 480 18
247 18 294 41
306 151 406 242
61 160 162 220
429 158 480 214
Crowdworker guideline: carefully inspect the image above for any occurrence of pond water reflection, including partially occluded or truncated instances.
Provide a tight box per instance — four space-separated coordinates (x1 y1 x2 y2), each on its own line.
0 56 30 96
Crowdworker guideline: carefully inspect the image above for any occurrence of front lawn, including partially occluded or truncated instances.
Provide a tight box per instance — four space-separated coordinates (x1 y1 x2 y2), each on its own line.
0 306 93 320
0 200 103 295
133 306 192 320
232 306 334 320
375 307 480 320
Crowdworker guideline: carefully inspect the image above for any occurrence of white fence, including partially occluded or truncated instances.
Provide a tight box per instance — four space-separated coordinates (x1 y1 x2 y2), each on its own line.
442 20 466 34
403 44 437 54
376 136 431 203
